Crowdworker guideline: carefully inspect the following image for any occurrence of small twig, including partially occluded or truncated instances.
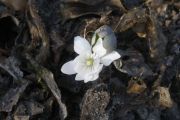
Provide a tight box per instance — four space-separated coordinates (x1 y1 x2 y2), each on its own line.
113 16 123 32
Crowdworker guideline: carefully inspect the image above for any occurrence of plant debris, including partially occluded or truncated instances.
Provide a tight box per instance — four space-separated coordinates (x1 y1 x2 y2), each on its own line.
0 0 179 120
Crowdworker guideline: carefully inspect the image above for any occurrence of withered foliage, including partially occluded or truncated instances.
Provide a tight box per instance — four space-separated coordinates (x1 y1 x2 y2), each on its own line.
0 0 179 120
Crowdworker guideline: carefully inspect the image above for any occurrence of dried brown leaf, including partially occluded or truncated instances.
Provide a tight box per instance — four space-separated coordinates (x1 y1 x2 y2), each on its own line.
127 79 147 94
0 0 27 11
155 87 173 108
146 11 168 62
26 55 67 119
26 0 50 63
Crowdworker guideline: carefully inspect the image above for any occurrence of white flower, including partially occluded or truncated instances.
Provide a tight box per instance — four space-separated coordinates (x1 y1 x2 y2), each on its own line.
61 27 120 83
92 25 117 54
92 37 120 66
61 36 103 83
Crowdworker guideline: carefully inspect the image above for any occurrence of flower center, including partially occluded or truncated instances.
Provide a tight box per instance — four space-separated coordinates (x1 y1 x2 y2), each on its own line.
86 58 94 66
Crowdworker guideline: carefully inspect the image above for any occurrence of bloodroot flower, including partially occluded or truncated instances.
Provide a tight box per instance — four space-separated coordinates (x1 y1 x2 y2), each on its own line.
61 26 120 83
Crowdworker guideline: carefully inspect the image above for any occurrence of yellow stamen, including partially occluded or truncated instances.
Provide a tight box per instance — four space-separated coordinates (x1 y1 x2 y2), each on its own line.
86 58 94 66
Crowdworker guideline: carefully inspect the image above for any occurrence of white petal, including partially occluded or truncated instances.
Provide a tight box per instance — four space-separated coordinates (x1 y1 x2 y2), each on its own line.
84 73 99 83
61 60 76 75
95 25 114 38
74 55 87 73
92 61 103 73
75 73 84 81
92 25 117 54
74 36 91 54
92 38 106 57
101 51 121 66
84 64 103 83
103 34 117 53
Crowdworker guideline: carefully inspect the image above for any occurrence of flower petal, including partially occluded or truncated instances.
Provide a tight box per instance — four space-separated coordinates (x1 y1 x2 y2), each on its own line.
84 64 103 83
101 51 121 66
61 60 76 75
75 73 84 81
92 38 106 57
74 55 87 73
92 25 117 54
74 36 91 54
84 73 99 83
92 60 103 73
102 34 117 53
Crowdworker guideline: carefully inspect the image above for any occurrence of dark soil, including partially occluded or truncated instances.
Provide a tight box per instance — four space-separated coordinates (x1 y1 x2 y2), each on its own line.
0 0 179 120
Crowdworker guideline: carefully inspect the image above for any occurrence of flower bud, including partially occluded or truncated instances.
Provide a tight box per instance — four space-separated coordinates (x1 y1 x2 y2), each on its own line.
91 25 117 54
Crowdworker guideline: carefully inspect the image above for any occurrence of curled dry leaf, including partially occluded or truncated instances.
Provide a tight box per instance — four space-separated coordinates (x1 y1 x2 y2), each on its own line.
0 0 27 11
116 7 167 63
60 2 105 20
116 7 147 32
127 78 147 94
60 0 125 20
132 23 147 38
25 55 67 119
26 0 50 64
145 10 168 63
155 87 173 108
114 49 153 79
